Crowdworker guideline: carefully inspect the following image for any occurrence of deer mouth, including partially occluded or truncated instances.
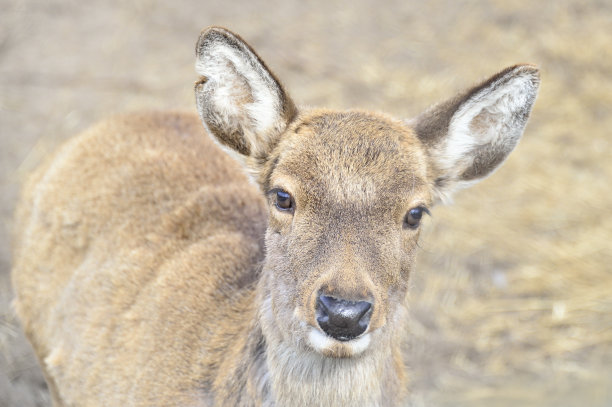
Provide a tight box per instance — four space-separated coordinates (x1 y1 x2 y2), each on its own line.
306 326 371 358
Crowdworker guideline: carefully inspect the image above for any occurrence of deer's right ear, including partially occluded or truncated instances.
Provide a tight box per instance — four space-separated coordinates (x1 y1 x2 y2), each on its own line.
195 27 297 166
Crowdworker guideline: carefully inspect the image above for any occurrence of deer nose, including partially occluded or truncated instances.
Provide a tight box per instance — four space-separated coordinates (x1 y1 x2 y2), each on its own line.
315 295 373 341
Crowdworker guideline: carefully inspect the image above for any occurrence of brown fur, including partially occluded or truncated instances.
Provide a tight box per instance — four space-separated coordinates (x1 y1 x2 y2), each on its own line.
12 27 539 406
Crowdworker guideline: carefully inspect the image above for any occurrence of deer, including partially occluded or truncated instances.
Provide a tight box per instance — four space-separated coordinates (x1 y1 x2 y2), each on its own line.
11 27 539 407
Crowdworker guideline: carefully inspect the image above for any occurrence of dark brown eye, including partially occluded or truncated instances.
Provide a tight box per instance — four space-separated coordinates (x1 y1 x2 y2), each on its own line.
404 207 430 229
275 190 293 211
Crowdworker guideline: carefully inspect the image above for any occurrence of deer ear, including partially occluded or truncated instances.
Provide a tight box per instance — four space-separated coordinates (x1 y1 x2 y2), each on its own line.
413 65 540 202
194 27 297 168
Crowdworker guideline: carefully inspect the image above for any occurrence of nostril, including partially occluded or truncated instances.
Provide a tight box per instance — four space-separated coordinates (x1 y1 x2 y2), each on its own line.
316 295 373 341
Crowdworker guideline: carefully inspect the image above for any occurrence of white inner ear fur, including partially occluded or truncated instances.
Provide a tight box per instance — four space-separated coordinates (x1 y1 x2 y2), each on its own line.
434 72 537 179
196 39 283 156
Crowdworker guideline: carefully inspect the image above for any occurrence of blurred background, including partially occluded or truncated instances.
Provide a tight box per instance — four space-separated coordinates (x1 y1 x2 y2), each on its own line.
1 0 610 406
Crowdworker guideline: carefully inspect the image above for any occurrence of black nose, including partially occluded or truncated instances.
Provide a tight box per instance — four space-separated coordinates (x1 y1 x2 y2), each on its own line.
316 295 373 341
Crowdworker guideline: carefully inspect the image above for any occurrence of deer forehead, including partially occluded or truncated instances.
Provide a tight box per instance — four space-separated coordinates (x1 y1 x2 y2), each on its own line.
269 111 431 208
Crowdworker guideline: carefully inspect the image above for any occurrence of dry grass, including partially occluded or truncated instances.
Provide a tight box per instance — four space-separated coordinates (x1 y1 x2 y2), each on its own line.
1 0 610 406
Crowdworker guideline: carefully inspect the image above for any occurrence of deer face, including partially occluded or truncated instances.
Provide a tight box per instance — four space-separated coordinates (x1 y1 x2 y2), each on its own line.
194 27 539 358
260 111 430 357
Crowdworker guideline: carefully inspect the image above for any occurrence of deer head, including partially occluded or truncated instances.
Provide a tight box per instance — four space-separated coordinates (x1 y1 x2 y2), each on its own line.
194 27 539 359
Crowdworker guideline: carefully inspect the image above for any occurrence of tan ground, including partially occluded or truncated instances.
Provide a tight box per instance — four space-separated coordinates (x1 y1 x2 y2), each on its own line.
1 0 610 406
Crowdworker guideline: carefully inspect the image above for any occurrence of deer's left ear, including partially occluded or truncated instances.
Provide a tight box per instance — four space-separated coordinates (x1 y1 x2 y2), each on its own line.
412 65 540 202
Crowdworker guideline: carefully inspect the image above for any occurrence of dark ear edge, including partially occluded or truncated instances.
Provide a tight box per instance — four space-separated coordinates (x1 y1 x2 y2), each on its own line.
412 64 540 202
194 26 297 162
195 27 298 139
414 64 540 147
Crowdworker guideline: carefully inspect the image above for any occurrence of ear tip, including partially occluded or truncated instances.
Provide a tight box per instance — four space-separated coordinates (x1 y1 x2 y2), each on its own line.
508 64 541 87
200 26 236 38
513 63 540 76
196 26 238 57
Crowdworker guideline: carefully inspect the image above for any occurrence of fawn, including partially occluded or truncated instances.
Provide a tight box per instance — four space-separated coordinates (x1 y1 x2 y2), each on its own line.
12 27 539 406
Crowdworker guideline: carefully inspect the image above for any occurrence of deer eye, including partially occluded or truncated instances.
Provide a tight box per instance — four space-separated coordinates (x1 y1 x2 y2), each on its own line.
274 190 293 211
404 206 430 229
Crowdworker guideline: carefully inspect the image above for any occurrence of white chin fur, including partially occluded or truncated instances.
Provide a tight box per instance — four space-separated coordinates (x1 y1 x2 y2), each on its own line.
307 328 371 356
